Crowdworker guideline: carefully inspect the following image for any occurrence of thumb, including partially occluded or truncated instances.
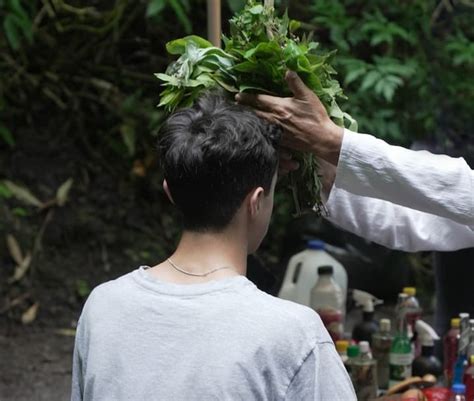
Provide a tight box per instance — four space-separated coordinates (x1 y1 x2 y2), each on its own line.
285 70 310 99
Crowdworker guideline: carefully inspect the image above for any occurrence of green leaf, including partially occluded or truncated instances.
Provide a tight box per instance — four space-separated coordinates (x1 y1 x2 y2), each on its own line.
168 0 192 34
166 36 212 55
12 207 27 217
248 5 263 15
0 123 14 147
155 73 181 86
3 15 20 49
120 124 136 156
146 0 166 17
227 0 246 13
0 183 12 198
76 279 91 298
360 70 380 91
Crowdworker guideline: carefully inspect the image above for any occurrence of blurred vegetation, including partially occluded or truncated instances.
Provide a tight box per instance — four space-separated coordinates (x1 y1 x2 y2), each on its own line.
0 0 472 322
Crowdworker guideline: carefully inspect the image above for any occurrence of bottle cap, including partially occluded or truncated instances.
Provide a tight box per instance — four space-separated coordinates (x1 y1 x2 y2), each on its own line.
459 313 470 321
318 265 333 275
451 318 460 328
336 340 349 354
359 341 370 354
452 383 466 394
403 287 416 296
347 345 360 358
307 240 325 250
380 318 391 332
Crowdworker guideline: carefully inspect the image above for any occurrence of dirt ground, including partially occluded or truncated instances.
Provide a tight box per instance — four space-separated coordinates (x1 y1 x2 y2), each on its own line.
1 325 73 401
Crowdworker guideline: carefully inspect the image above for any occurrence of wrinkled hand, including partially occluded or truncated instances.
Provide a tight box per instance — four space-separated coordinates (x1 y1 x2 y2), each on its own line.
236 71 344 165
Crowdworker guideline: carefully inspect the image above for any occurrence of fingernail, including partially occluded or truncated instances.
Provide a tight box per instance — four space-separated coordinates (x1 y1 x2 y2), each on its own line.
286 70 296 80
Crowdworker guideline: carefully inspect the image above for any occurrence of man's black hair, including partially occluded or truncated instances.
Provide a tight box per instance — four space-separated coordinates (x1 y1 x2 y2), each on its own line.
158 92 281 232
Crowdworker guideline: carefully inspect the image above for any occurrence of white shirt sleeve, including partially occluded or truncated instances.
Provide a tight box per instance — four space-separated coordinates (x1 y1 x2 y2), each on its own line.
335 129 474 227
284 342 356 401
324 186 474 252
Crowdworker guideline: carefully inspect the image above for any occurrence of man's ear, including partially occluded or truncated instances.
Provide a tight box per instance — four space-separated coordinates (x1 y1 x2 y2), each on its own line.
248 187 264 217
163 179 175 205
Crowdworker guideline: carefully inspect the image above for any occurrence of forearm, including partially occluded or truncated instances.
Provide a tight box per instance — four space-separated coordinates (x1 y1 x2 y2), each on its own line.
324 186 474 252
335 129 474 227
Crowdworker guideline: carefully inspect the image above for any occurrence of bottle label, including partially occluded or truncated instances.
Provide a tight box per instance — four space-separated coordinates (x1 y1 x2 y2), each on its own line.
389 353 413 386
389 353 413 365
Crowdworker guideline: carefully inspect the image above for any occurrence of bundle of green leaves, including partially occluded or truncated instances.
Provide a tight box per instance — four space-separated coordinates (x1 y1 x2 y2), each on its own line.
156 0 356 215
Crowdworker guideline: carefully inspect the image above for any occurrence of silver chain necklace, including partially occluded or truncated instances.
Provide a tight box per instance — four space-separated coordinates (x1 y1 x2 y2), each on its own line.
167 258 236 277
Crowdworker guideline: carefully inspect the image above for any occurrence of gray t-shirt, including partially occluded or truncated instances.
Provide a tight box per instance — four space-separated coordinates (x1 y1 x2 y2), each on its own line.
71 267 355 401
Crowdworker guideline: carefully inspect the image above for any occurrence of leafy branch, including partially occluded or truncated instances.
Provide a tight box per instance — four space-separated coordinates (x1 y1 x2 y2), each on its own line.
156 0 357 215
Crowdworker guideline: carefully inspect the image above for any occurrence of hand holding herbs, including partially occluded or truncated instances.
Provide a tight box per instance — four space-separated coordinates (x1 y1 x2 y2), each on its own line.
236 70 344 166
156 0 356 215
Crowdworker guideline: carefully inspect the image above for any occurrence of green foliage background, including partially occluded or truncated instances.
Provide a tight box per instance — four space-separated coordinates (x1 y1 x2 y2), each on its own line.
0 0 473 315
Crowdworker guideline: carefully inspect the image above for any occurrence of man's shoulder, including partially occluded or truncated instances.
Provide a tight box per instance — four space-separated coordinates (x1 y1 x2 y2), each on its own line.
244 287 331 344
80 271 136 318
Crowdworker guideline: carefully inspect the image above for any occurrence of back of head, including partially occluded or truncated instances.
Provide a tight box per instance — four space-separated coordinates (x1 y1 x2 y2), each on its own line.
158 92 281 232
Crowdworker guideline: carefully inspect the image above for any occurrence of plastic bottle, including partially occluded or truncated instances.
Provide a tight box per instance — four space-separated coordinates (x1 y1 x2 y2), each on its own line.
403 287 423 356
445 318 462 386
389 314 413 388
310 265 345 342
352 341 378 401
450 383 467 401
467 320 474 360
336 340 349 364
278 240 348 307
395 293 409 331
346 344 360 377
412 320 442 378
454 313 471 385
352 290 383 344
463 355 474 401
372 318 393 390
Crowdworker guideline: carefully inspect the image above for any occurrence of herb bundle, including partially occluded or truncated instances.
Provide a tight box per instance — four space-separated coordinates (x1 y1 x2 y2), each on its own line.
156 0 357 215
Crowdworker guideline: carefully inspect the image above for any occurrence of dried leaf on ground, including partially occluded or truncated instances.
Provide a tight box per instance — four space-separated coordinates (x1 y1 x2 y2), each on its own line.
9 253 32 283
2 180 43 207
6 234 24 265
55 328 77 336
21 302 39 325
56 178 74 207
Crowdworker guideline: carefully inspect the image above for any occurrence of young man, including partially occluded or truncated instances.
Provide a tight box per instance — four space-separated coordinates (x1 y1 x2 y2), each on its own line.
71 93 355 401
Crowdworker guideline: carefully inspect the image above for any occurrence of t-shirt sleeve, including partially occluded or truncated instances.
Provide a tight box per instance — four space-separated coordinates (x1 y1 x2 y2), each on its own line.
71 318 84 401
284 342 356 401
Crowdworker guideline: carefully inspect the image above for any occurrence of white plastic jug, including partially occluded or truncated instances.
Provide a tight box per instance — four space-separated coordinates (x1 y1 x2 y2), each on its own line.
278 240 348 307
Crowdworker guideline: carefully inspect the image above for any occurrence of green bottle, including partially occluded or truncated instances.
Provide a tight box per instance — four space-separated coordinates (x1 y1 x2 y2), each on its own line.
389 310 413 388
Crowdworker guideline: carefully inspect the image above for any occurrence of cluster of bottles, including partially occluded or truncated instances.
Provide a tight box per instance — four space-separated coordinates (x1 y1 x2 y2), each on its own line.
336 290 474 401
278 241 473 399
444 313 474 401
333 287 425 400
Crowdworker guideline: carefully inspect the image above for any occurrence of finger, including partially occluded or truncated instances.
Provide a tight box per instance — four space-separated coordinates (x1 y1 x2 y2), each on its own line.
235 92 283 112
285 71 325 111
285 70 312 99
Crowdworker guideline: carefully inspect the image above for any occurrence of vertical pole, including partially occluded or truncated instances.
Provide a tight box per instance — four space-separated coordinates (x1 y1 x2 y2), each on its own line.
207 0 221 48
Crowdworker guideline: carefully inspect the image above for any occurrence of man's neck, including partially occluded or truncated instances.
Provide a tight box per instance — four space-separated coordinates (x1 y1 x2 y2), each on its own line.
148 228 248 284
